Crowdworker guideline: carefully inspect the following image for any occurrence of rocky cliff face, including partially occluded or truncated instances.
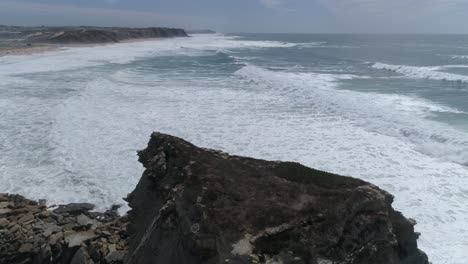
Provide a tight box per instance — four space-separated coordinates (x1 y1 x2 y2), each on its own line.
125 132 429 264
26 27 188 44
0 132 429 264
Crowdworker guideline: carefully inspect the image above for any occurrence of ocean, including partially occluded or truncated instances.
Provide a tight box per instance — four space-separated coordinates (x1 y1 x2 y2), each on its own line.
0 33 467 263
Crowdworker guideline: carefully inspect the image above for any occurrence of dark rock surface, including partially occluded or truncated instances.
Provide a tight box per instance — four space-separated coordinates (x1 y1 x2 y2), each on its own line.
125 132 429 264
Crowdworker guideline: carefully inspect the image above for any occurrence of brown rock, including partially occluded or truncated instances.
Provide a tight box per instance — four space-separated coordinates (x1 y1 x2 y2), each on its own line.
9 223 20 233
43 223 62 237
18 243 33 253
0 218 10 227
0 202 13 208
10 208 28 216
49 231 63 246
0 208 12 216
64 231 95 247
37 211 51 219
108 244 116 252
50 213 63 222
76 214 93 226
17 214 34 224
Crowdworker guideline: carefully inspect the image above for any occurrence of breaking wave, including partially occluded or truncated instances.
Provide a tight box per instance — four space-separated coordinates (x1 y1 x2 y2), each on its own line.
372 63 468 82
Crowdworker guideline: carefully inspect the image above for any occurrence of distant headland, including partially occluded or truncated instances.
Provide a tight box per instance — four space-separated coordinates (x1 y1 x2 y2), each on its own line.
0 25 192 56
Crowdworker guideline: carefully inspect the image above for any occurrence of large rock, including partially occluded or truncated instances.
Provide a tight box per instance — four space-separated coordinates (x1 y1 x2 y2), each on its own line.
125 132 429 264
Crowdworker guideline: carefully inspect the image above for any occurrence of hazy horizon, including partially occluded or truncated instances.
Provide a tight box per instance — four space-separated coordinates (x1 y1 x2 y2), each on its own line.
1 0 468 34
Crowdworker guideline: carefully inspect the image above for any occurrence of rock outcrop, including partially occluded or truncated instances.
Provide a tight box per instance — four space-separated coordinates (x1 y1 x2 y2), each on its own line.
124 132 429 264
0 132 429 263
0 194 128 264
25 27 188 44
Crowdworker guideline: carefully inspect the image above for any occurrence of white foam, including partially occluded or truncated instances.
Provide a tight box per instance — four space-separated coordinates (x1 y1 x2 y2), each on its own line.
295 42 327 48
451 55 468 60
373 62 468 82
1 34 468 264
441 64 468 69
0 34 297 76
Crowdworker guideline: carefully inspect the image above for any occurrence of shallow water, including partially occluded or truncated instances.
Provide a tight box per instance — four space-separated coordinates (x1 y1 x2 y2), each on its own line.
0 33 467 263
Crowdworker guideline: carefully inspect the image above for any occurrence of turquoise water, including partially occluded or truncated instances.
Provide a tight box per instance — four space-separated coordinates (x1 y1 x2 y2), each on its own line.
0 34 467 263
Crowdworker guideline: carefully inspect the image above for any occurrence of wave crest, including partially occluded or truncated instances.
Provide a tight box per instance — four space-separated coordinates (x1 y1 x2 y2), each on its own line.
372 62 468 82
235 65 468 165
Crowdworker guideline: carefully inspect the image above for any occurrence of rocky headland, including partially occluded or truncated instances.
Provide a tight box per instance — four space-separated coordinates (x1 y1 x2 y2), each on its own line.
25 27 188 44
0 132 429 264
0 26 188 56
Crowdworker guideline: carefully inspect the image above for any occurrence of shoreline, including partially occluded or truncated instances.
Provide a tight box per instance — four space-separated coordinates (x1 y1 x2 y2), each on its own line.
0 45 61 57
0 38 168 57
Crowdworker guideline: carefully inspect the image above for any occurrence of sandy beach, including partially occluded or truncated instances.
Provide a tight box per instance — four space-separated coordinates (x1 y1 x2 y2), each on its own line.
0 38 165 57
0 45 60 57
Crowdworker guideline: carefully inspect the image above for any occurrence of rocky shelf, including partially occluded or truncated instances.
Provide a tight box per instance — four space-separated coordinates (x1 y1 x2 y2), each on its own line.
0 132 429 264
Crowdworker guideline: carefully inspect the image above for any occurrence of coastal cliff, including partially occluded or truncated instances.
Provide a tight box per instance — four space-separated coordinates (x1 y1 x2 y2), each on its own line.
127 132 428 264
25 27 188 44
0 132 429 264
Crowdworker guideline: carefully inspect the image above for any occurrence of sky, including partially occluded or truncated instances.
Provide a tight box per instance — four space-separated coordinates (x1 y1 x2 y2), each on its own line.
0 0 467 33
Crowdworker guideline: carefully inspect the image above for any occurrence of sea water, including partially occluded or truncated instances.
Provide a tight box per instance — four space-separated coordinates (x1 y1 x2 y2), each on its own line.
0 33 467 263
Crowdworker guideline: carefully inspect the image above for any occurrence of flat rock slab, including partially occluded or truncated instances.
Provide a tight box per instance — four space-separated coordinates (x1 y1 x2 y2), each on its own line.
0 208 12 215
64 231 96 247
54 203 95 215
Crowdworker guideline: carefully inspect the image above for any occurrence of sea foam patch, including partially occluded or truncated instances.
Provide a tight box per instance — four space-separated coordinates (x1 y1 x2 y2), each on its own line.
372 62 468 82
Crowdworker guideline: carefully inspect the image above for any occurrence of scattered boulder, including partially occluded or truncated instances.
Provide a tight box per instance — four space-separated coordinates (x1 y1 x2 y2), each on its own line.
0 218 9 227
64 231 95 247
76 214 93 227
0 208 12 215
0 194 128 264
53 203 95 215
